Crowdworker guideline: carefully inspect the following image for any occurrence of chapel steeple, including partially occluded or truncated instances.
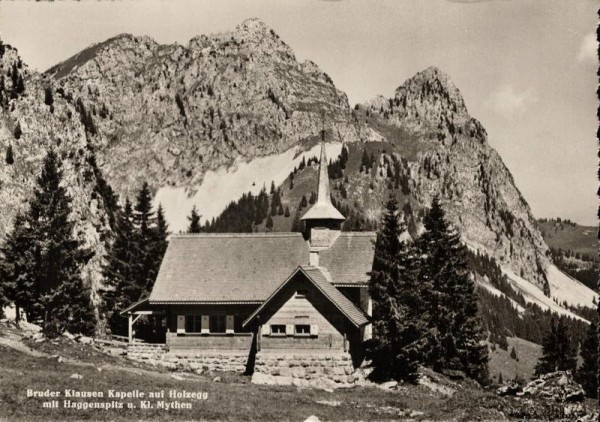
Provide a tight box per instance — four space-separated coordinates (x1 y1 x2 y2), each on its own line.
300 128 345 242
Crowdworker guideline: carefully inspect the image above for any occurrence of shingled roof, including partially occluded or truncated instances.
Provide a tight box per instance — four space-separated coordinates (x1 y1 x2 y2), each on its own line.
149 233 309 303
148 232 375 303
243 266 369 328
320 232 376 285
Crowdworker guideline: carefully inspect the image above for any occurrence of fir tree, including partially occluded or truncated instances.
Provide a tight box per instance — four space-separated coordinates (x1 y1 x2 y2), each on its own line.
44 86 54 106
14 122 21 140
101 199 140 335
187 205 202 233
534 317 577 376
360 149 370 172
0 214 34 324
151 203 169 291
132 183 158 296
365 197 426 382
291 209 302 232
284 206 290 218
576 320 598 398
510 346 518 360
266 214 274 231
417 196 489 382
277 203 284 216
300 195 308 209
3 150 95 335
16 75 24 94
498 373 504 385
340 145 349 169
5 144 14 165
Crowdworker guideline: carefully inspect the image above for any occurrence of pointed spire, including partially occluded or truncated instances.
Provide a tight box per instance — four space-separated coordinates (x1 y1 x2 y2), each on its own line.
300 127 345 222
317 129 331 204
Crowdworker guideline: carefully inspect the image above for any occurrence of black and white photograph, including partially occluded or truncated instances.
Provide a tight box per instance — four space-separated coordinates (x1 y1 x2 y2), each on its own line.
0 0 597 420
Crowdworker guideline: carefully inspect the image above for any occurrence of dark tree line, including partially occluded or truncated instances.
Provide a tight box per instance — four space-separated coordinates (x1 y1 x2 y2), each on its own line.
0 150 95 337
366 196 489 383
203 187 269 233
100 182 169 336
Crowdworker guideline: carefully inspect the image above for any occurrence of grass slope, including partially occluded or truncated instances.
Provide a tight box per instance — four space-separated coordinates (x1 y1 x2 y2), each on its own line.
487 337 542 383
0 323 523 421
538 219 597 258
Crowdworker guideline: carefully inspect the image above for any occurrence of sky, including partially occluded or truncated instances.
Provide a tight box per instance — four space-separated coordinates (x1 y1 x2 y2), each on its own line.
0 0 597 225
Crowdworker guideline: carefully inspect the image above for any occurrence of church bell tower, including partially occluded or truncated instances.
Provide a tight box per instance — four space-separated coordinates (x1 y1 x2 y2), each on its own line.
300 128 345 254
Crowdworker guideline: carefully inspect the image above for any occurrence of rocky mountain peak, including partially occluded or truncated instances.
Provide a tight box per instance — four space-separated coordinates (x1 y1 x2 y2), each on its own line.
235 17 273 36
390 66 469 130
231 17 294 59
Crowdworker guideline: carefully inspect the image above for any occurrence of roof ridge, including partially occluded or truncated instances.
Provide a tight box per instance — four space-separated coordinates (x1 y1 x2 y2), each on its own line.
171 232 304 239
337 231 377 236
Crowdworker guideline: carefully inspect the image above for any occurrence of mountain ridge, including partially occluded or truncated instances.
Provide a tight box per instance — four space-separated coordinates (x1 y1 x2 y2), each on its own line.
0 18 594 325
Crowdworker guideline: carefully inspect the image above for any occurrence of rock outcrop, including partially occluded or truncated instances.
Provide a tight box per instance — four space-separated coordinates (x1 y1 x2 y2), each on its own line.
45 19 361 199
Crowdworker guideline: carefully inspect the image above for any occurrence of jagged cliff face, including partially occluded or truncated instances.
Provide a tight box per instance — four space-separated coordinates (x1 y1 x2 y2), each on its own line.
0 44 114 324
359 67 550 288
0 18 584 319
45 18 361 199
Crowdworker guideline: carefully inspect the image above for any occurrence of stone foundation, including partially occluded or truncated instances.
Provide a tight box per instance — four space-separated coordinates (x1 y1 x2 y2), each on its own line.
127 344 249 373
252 352 364 389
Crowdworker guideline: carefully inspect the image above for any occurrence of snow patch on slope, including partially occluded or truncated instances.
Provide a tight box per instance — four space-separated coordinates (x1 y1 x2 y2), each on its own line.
501 268 588 322
546 264 597 309
155 143 343 233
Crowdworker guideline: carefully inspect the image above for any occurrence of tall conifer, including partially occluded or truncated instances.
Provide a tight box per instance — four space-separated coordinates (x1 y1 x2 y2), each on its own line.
417 196 488 382
366 197 425 382
5 144 14 165
534 317 577 376
101 199 139 334
187 205 202 233
576 320 598 398
1 150 95 335
0 214 33 323
132 182 156 296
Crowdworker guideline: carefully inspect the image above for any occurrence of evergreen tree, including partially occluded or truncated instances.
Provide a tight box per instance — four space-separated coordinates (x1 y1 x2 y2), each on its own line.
284 206 290 218
5 144 14 165
151 203 169 291
265 214 274 231
44 86 54 106
299 156 306 170
417 196 489 382
365 197 426 382
16 75 24 94
101 199 140 335
534 317 577 376
0 214 34 323
340 145 349 169
14 122 21 140
498 373 504 385
360 149 370 172
187 205 202 233
277 203 284 216
510 346 518 360
2 150 95 335
291 208 302 232
300 195 308 209
132 183 159 295
576 320 598 398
